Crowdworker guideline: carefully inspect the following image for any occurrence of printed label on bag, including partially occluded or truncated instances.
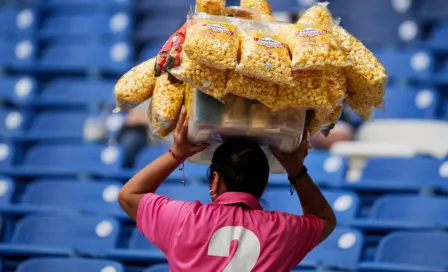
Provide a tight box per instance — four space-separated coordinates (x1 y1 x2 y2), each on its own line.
252 32 288 57
200 22 236 39
294 24 330 43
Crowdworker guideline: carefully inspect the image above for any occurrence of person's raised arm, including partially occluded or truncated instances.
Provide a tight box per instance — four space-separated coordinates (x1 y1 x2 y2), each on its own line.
118 107 208 221
270 130 336 244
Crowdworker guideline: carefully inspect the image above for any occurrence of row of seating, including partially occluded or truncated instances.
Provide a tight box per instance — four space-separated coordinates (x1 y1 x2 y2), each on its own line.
0 214 446 271
0 177 447 229
0 143 446 191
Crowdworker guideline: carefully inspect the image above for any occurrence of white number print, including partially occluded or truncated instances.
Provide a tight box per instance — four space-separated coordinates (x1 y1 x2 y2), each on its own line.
208 226 261 272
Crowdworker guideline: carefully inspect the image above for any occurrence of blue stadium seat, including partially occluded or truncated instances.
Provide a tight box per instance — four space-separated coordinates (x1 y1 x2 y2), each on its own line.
17 258 124 272
0 177 15 205
37 78 114 107
12 143 123 176
0 8 38 36
143 264 170 272
108 228 165 262
39 42 133 73
131 146 209 183
352 195 448 231
0 76 37 105
344 156 448 192
359 231 448 272
428 22 448 52
342 14 421 44
419 0 448 21
301 228 363 269
0 39 36 69
23 110 89 140
155 183 211 203
0 108 25 137
13 180 124 216
41 13 132 38
0 215 120 256
135 18 184 42
375 48 434 80
46 0 133 8
270 151 347 187
434 60 448 85
0 142 14 171
138 39 168 62
375 86 439 119
263 189 359 224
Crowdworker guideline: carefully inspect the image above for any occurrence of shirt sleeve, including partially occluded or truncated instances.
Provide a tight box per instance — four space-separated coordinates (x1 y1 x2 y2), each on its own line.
288 214 325 264
137 193 194 254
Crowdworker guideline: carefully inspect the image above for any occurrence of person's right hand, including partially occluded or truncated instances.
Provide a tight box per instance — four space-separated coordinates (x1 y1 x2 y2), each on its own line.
269 129 309 178
171 106 208 161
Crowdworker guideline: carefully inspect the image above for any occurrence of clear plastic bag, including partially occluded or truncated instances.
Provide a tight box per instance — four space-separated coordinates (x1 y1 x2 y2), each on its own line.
250 102 272 128
346 94 375 121
308 105 343 136
284 23 349 71
150 74 185 136
184 14 239 70
298 1 335 27
226 71 277 102
275 70 332 111
236 21 292 85
114 57 156 113
196 0 226 15
334 25 387 110
170 52 229 101
325 69 347 106
240 0 272 15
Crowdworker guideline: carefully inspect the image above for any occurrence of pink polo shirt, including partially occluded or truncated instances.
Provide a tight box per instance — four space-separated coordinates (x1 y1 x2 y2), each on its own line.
137 192 324 272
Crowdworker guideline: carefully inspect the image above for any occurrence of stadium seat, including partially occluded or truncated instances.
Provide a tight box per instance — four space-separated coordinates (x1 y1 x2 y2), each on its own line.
24 110 90 140
262 189 359 224
0 142 14 171
0 39 36 69
39 43 133 73
0 7 38 36
10 143 123 176
46 0 133 7
108 228 165 262
434 59 448 85
375 86 439 119
138 39 169 62
143 264 170 272
135 18 185 42
41 13 132 38
154 183 211 203
37 78 114 107
344 156 448 192
300 228 363 269
0 177 14 205
419 0 448 21
129 146 210 183
352 195 448 230
0 108 25 137
17 258 124 272
359 231 448 272
0 76 37 105
428 22 448 52
270 151 347 187
11 180 124 216
375 48 434 80
0 215 120 256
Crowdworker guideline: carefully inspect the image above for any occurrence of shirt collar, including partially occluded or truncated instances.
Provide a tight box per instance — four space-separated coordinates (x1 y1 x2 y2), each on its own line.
213 192 263 210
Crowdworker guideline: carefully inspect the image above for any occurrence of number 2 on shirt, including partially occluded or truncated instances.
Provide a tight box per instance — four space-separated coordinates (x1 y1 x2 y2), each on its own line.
208 226 261 272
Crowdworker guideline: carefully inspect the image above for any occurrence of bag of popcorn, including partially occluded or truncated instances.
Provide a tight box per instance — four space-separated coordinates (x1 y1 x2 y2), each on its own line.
226 71 277 102
184 14 239 70
150 74 185 136
196 0 226 15
236 21 292 85
284 22 349 71
275 70 332 111
114 57 156 113
240 0 272 15
170 52 229 102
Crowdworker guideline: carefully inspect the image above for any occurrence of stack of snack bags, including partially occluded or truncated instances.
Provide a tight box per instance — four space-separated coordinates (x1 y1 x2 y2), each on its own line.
113 0 387 141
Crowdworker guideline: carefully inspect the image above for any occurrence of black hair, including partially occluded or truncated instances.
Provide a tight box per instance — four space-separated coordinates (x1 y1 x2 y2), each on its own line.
208 138 270 199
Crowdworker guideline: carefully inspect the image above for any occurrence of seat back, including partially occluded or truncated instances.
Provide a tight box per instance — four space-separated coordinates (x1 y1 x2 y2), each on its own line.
12 215 120 255
129 228 159 250
305 151 347 186
0 8 38 35
0 109 24 135
0 40 36 67
30 110 89 137
375 232 448 269
21 180 122 214
0 177 15 205
143 264 170 272
0 142 14 169
370 195 448 225
0 76 36 104
17 258 124 272
375 49 433 79
303 228 364 269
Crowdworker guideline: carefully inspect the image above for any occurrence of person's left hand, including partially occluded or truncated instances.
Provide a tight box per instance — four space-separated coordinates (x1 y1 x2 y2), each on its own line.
171 106 208 160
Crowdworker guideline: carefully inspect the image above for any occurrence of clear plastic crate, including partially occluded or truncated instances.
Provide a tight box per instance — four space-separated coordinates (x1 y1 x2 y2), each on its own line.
187 90 306 173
